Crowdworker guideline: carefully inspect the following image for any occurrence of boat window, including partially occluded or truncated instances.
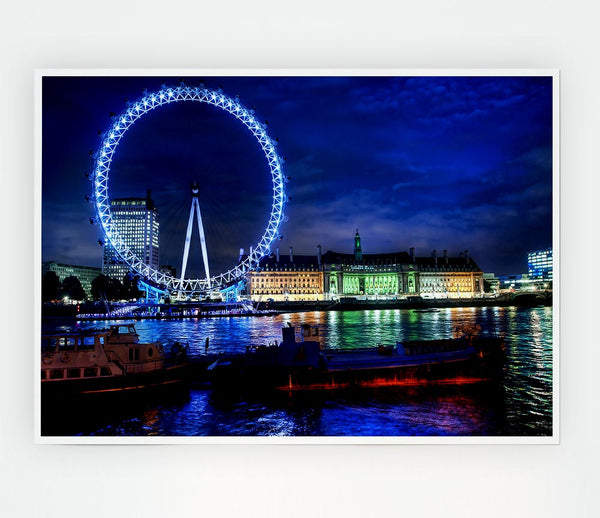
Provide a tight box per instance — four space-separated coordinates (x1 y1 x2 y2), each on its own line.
61 337 76 351
148 347 153 357
83 368 97 378
67 368 80 378
42 338 56 352
100 367 110 376
79 336 96 350
41 370 46 380
50 369 64 379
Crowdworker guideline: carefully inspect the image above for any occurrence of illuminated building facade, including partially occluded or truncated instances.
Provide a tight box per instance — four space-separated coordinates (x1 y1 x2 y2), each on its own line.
247 231 484 301
528 248 553 281
247 247 323 302
42 261 101 299
323 233 483 299
102 192 159 281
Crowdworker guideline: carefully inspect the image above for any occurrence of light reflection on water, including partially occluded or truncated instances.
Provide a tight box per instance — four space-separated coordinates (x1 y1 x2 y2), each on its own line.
44 306 553 436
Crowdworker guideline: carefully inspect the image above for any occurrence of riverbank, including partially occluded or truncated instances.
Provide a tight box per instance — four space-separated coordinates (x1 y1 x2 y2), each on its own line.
40 306 553 437
262 292 551 313
42 292 551 319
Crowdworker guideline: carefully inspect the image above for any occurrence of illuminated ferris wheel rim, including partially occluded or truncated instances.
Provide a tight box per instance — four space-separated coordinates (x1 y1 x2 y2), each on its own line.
91 84 286 295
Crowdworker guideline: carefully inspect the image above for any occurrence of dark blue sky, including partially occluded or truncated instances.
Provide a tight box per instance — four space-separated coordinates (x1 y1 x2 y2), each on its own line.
42 75 553 277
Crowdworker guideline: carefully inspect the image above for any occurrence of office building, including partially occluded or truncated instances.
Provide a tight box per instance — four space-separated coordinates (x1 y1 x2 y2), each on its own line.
102 191 159 281
42 261 101 299
528 248 553 280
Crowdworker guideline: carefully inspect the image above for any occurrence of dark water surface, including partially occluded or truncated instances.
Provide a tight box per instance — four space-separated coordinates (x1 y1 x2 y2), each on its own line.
42 307 553 437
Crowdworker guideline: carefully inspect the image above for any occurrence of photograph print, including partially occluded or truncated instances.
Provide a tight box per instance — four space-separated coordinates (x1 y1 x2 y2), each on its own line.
38 71 556 440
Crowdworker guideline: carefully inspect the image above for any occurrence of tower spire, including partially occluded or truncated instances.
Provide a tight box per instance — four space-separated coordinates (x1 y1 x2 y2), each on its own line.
354 228 362 261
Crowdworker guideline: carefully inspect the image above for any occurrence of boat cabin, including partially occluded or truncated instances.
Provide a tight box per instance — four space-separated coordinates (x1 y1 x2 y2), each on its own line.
41 324 167 382
106 324 140 344
41 331 117 382
103 325 165 374
42 331 109 353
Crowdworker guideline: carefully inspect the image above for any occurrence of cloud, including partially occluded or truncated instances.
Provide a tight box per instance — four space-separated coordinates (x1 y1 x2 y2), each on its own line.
509 146 552 170
42 75 553 278
42 202 101 267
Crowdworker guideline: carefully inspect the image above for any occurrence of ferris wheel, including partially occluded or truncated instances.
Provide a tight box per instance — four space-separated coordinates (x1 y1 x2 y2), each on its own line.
90 83 287 297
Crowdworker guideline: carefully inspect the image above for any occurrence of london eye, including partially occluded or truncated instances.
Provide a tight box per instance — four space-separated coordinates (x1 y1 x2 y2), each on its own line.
90 84 287 297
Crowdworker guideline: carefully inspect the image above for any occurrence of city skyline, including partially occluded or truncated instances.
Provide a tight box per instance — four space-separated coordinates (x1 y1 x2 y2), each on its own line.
42 74 554 278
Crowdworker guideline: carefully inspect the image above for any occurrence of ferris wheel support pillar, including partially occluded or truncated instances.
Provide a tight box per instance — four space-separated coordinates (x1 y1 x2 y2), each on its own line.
180 182 211 283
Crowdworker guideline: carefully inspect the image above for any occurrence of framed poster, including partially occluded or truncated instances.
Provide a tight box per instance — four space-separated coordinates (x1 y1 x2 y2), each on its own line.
36 70 558 443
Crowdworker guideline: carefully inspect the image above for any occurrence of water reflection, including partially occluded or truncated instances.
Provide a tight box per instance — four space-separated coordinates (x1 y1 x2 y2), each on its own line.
43 306 553 436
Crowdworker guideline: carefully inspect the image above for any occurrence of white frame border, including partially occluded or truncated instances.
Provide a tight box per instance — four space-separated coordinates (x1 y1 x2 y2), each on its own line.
35 68 560 445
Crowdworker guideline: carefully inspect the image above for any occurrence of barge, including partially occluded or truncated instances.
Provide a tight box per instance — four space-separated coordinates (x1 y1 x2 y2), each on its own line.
41 323 190 400
207 325 506 393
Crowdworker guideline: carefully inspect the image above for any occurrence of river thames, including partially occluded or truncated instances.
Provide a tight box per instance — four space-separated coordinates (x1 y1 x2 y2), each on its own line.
42 306 553 437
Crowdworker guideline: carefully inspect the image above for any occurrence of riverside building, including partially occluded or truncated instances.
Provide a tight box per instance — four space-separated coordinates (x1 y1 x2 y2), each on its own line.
42 261 102 299
102 191 159 281
528 248 553 281
246 247 324 302
247 230 484 301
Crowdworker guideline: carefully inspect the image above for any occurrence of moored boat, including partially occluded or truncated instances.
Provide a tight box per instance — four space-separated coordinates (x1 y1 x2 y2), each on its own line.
41 323 190 400
207 324 506 393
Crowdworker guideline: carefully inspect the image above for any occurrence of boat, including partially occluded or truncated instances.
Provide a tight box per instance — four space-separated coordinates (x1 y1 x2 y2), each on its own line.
207 324 505 393
41 323 190 400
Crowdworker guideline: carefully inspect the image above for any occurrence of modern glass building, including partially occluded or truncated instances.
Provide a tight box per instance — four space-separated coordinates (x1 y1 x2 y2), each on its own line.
527 248 553 280
102 192 159 281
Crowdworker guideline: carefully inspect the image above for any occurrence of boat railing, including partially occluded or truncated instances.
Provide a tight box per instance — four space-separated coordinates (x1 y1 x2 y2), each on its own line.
104 351 164 375
124 360 164 375
104 351 126 374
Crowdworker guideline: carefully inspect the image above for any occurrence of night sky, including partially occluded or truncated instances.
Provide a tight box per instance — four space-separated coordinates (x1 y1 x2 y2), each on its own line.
42 74 553 278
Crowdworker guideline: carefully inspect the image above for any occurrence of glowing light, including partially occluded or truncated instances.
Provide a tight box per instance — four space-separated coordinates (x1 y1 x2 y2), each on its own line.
91 85 286 298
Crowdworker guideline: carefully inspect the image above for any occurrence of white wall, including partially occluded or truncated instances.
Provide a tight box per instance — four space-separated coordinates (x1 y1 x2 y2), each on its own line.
1 1 598 517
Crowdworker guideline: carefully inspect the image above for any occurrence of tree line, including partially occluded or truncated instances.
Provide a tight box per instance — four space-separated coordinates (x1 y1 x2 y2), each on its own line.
42 272 144 302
